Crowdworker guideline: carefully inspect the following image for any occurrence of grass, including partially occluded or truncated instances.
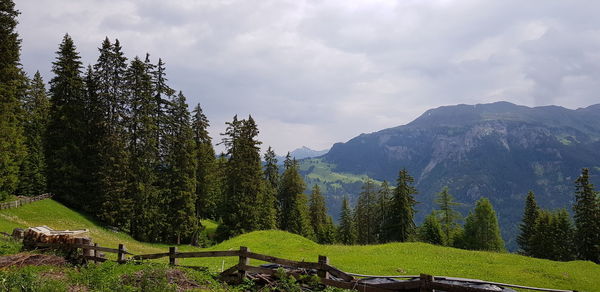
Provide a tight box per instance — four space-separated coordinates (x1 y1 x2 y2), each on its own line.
1 199 599 291
299 158 375 184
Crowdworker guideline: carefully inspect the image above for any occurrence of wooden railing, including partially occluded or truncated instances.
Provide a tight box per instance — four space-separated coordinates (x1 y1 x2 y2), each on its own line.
31 242 576 292
0 194 53 210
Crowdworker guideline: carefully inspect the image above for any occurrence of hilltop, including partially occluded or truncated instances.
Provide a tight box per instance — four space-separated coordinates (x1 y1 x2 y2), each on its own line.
0 199 599 291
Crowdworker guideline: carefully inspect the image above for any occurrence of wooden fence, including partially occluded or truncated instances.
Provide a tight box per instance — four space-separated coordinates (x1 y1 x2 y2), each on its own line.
0 194 53 210
31 242 576 292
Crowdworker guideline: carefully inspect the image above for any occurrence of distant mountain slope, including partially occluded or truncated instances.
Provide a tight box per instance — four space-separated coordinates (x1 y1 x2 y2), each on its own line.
318 101 600 250
287 146 329 160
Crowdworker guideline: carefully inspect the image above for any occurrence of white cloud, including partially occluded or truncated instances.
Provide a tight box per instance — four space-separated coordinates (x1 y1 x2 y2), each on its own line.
16 0 600 154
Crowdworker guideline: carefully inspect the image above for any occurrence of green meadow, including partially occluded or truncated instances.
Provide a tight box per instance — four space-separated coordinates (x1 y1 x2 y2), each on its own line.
1 199 598 291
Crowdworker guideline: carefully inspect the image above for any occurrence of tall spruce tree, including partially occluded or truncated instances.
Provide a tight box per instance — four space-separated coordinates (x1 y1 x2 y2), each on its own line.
0 0 27 200
46 34 87 207
462 197 505 251
309 185 331 243
263 146 279 189
162 92 197 243
93 38 131 228
386 169 418 242
376 180 392 242
278 158 306 231
263 146 280 224
18 72 50 196
573 168 600 263
355 179 379 244
434 186 462 246
217 115 270 238
192 103 218 219
125 57 160 241
338 196 356 244
290 192 315 239
517 191 539 256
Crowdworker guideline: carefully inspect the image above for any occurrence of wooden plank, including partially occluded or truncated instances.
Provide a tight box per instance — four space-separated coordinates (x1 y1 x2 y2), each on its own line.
432 276 575 292
362 280 421 290
325 264 354 282
240 264 278 276
321 278 393 292
219 264 240 277
68 243 133 255
132 252 170 260
173 250 240 258
243 251 321 269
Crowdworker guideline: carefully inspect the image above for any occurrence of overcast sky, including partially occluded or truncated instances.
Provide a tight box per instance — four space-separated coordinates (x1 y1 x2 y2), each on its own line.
16 0 600 155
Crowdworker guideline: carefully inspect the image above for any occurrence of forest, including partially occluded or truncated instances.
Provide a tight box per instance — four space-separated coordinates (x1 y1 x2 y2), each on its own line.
1 0 599 265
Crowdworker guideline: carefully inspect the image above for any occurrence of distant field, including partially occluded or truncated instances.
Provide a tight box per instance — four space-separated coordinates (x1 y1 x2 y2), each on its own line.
1 199 599 291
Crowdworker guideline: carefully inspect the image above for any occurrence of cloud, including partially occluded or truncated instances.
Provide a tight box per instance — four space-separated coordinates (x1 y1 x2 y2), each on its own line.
15 0 600 154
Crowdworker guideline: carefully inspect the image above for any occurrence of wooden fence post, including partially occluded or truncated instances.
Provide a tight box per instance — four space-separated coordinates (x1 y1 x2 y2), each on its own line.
238 246 249 282
93 243 98 263
117 244 126 263
318 255 330 279
419 274 433 292
82 238 93 260
169 247 178 266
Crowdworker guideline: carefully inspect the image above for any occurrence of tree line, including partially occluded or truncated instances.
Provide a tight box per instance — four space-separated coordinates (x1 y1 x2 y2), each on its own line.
0 1 338 245
335 171 504 252
517 168 600 263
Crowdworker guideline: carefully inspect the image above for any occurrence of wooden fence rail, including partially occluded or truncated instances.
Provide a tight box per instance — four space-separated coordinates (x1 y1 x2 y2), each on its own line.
32 242 576 292
0 194 53 210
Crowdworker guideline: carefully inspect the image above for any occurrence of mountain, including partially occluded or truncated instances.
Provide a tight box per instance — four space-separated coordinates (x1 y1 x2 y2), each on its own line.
279 146 329 161
310 101 600 250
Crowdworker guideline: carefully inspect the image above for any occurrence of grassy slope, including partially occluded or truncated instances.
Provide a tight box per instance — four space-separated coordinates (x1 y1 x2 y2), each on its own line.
1 199 599 291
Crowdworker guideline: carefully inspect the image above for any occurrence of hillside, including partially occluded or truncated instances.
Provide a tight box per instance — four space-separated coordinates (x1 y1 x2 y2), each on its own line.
1 199 599 291
313 101 600 250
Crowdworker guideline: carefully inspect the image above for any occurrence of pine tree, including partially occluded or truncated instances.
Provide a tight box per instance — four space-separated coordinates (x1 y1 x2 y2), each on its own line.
18 72 50 196
462 197 505 251
355 179 379 244
386 169 418 242
162 92 197 243
192 103 218 219
338 196 356 244
376 180 392 242
278 158 306 231
263 146 280 224
290 193 315 239
46 34 87 207
419 213 443 245
263 146 279 189
434 186 462 246
217 116 269 238
309 185 329 243
0 0 27 200
125 57 160 241
573 168 600 263
517 191 539 256
92 38 131 228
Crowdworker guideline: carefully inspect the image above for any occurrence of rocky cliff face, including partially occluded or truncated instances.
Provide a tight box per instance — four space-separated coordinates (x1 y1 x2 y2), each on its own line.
320 101 600 249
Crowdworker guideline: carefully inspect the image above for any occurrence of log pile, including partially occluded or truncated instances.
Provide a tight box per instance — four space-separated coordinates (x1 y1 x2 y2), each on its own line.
22 226 90 250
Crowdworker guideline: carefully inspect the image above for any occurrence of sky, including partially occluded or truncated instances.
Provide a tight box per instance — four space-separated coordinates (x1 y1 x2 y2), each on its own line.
15 0 600 155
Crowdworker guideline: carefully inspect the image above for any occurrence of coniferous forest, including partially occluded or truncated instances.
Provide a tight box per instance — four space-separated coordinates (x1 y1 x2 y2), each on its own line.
1 0 599 265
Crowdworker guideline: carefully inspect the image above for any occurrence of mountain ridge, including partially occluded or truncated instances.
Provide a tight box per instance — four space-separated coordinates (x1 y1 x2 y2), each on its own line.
312 101 600 250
